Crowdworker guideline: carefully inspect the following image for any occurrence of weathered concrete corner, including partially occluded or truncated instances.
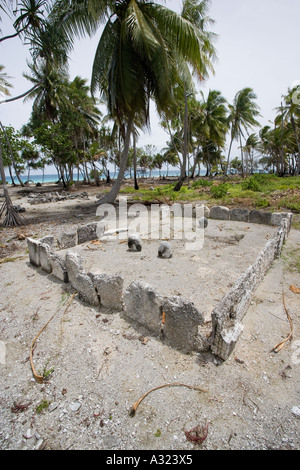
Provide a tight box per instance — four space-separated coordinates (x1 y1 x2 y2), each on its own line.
27 238 41 267
39 243 53 274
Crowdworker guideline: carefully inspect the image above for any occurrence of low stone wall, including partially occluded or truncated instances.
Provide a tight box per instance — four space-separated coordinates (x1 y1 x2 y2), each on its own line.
210 212 293 360
26 208 293 360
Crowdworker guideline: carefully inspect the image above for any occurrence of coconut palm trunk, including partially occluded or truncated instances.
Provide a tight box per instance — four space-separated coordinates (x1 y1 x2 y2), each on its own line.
0 140 27 226
291 115 300 175
174 89 189 191
98 115 134 205
133 130 139 190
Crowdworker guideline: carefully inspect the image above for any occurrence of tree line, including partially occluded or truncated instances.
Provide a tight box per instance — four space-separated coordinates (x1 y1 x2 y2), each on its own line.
0 1 299 226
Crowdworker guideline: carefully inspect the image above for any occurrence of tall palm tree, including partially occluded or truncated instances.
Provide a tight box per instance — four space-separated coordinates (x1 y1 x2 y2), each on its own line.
225 87 261 176
173 0 216 190
275 87 300 175
196 89 228 175
242 133 259 174
52 0 216 203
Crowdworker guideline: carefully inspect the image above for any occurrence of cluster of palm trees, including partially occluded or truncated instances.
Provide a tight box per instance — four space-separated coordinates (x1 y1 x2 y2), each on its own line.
0 1 300 227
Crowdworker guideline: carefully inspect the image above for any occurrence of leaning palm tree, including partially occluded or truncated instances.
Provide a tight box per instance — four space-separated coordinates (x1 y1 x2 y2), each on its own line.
0 68 27 226
225 87 261 176
52 0 216 203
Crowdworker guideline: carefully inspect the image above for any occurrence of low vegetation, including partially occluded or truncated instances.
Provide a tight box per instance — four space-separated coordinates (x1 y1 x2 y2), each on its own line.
119 174 300 213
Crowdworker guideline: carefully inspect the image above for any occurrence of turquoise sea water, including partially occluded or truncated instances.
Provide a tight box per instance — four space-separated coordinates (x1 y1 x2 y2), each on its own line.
3 169 203 185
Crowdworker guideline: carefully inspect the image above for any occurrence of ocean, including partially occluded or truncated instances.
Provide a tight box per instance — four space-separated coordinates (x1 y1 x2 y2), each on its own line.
3 169 206 185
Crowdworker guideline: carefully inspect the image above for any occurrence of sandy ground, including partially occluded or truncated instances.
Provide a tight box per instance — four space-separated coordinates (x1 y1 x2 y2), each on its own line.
0 183 299 451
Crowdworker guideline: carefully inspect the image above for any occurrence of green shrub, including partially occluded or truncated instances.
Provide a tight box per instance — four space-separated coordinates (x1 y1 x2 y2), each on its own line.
255 198 270 208
241 177 261 192
191 179 213 188
210 183 228 199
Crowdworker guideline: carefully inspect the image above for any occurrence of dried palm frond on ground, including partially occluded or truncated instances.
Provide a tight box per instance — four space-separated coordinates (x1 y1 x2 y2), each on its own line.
129 383 207 417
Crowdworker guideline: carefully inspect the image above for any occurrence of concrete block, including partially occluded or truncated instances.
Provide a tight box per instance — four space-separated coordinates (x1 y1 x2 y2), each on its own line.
39 243 53 274
274 221 288 259
211 322 244 361
50 253 68 283
27 238 41 267
249 210 272 225
210 206 230 220
230 208 249 222
123 281 163 335
65 251 84 288
162 296 204 353
59 231 78 249
253 238 277 277
193 204 210 218
271 212 290 227
89 273 124 310
96 222 106 239
77 222 98 245
40 236 55 248
75 272 99 306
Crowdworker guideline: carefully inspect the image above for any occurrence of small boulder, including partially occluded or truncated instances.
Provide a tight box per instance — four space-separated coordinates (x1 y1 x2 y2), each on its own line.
128 233 142 252
198 217 208 228
158 241 172 259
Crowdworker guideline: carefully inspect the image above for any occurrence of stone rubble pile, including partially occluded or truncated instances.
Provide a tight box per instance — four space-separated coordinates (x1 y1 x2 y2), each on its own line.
27 191 90 205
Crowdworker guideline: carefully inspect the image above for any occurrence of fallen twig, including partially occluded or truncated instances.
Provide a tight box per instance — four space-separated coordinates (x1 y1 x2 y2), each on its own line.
271 285 293 353
30 292 77 383
129 382 207 417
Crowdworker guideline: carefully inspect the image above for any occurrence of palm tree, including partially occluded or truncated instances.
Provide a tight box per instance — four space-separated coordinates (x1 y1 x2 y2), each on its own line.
52 0 216 204
0 65 12 96
24 61 70 125
242 133 259 174
0 69 27 226
275 87 300 175
225 87 261 176
173 0 216 190
0 0 49 43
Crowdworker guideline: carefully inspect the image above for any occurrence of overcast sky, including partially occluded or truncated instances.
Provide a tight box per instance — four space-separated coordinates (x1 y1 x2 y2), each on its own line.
1 0 300 169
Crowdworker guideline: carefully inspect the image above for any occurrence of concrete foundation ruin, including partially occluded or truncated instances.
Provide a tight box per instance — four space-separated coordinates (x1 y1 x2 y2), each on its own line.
27 206 293 361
